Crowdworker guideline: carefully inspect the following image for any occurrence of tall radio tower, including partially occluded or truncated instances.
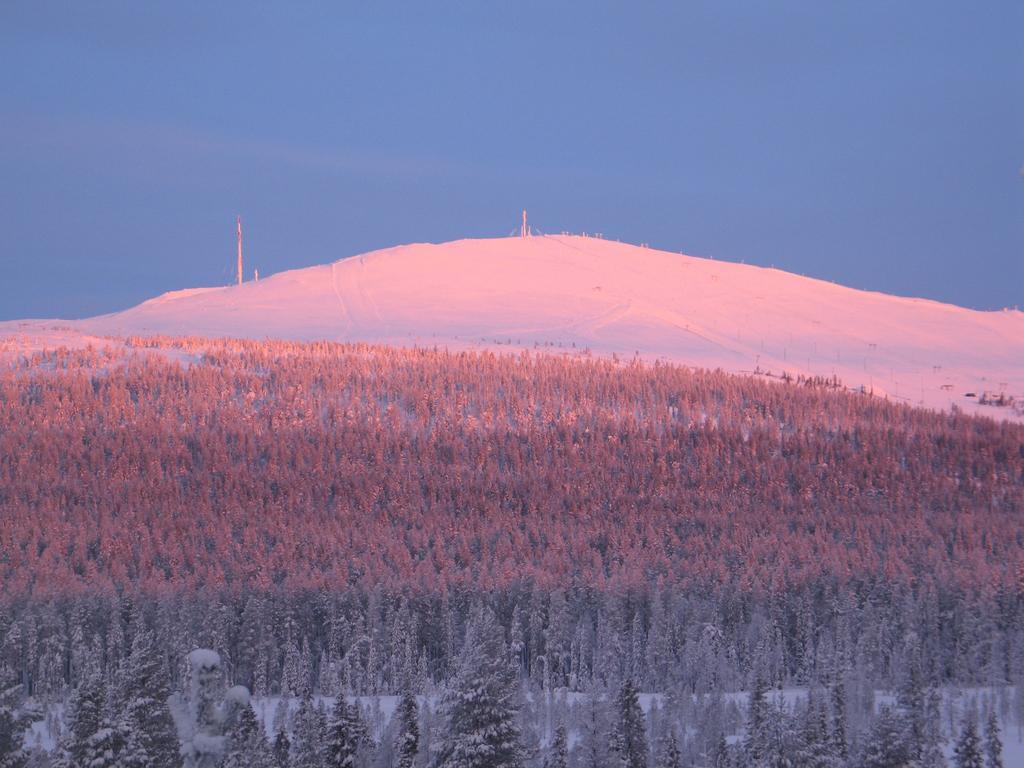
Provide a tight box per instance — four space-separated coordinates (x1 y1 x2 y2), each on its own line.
521 209 529 238
236 216 243 285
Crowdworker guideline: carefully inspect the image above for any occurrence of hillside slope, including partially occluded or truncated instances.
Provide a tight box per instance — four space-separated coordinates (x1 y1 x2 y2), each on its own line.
5 235 1022 418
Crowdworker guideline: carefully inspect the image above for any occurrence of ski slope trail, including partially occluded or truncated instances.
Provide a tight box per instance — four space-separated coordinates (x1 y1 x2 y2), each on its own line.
3 235 1022 420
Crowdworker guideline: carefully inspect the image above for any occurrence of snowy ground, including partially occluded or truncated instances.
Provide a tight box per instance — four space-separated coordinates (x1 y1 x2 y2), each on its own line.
2 235 1022 422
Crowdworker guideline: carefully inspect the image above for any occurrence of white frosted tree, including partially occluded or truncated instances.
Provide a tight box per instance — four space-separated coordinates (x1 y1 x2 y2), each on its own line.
54 671 108 768
223 699 274 768
859 706 910 768
290 693 325 768
954 714 984 768
325 695 369 768
394 689 420 768
434 609 523 768
117 629 179 768
610 679 648 768
169 649 251 768
983 710 1003 768
545 725 568 768
0 672 37 768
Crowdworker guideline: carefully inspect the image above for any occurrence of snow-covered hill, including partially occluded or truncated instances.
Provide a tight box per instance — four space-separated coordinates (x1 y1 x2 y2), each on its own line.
4 235 1022 419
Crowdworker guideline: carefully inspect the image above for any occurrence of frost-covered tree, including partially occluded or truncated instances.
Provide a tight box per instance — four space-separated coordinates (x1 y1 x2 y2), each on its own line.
222 701 274 768
742 677 770 766
82 721 129 768
859 706 909 768
954 714 984 768
576 682 610 768
795 693 838 768
395 690 420 768
168 649 250 768
55 672 106 768
273 721 292 768
116 629 179 768
983 710 1003 768
290 694 324 768
0 674 36 768
434 609 522 768
326 696 369 768
610 679 647 768
916 688 945 768
653 731 679 768
828 679 847 762
545 725 568 768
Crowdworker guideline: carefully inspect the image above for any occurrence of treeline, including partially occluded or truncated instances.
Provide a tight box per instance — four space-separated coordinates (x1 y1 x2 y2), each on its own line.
1 337 1021 595
3 581 1023 704
3 607 1019 768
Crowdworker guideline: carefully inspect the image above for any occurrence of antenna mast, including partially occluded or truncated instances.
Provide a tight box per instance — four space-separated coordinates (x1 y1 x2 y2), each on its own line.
236 216 243 285
521 209 529 238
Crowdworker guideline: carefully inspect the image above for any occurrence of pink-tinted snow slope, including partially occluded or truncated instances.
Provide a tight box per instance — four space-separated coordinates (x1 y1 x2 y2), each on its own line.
4 235 1022 420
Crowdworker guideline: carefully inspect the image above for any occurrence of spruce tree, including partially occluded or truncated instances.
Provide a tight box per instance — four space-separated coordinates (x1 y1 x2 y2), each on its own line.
983 712 1003 768
710 733 731 768
610 678 648 768
860 706 910 768
578 682 611 768
290 693 324 768
917 688 945 768
953 715 983 768
82 721 129 768
434 609 523 768
654 731 680 768
58 672 107 768
546 725 569 768
223 702 274 768
0 674 35 768
743 676 770 766
829 680 847 762
325 696 366 768
116 629 179 768
272 723 292 768
395 690 420 768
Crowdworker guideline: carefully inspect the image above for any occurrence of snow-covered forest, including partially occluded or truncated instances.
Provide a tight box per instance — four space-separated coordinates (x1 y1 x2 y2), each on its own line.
1 337 1022 766
1 338 1020 593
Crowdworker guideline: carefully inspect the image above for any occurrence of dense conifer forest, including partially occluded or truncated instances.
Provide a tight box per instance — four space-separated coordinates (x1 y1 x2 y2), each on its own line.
0 338 1021 766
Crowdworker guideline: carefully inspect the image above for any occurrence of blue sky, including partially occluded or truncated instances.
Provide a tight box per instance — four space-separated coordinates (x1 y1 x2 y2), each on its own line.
1 2 1021 319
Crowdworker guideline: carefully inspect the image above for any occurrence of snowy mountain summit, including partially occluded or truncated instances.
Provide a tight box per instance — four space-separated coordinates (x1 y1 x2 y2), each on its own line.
6 235 1024 419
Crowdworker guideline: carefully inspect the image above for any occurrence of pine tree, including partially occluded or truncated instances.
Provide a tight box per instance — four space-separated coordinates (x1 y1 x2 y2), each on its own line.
395 690 420 768
325 696 366 768
710 733 731 768
953 715 984 768
829 679 847 761
290 693 324 768
743 676 770 766
545 725 568 768
272 722 292 768
57 672 107 768
0 674 36 768
577 682 611 768
223 702 274 768
82 721 129 768
434 609 523 768
610 678 648 768
983 711 1003 768
860 706 910 768
654 731 680 768
116 629 179 768
796 694 838 768
917 688 945 768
